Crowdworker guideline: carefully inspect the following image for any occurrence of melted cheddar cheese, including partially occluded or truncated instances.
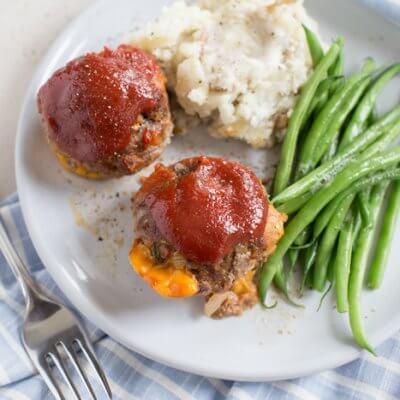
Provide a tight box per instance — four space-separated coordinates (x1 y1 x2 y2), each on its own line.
129 243 199 298
55 152 101 179
232 270 256 296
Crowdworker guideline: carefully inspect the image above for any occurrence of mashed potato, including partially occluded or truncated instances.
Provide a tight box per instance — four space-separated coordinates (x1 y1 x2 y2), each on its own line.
133 0 317 148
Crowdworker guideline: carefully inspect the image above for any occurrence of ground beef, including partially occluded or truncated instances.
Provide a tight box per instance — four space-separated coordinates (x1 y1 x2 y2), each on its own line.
133 158 267 295
46 98 172 179
210 290 259 319
132 158 287 317
39 45 173 179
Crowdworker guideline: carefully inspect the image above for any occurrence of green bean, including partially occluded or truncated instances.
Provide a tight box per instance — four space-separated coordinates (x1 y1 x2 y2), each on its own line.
279 117 400 216
313 194 355 291
360 58 377 74
304 81 330 122
353 206 362 238
300 241 318 294
322 76 361 162
327 251 336 283
357 122 400 162
314 168 400 240
305 273 314 290
356 191 371 225
329 48 344 76
348 183 388 353
290 242 315 251
335 213 354 313
312 76 372 165
321 136 339 164
286 164 400 273
274 263 288 291
294 227 311 245
297 59 375 177
368 181 400 289
259 149 400 302
303 25 324 66
302 77 343 129
318 281 333 311
272 106 400 205
339 63 400 150
274 266 303 308
313 196 343 238
324 92 357 164
352 209 362 240
288 227 312 273
319 166 400 229
273 39 343 196
281 77 344 262
329 76 346 95
281 117 400 217
367 107 377 127
287 249 298 268
258 257 280 302
311 123 400 234
277 192 312 214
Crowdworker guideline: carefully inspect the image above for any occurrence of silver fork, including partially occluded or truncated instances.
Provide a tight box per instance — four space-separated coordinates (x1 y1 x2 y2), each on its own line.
0 220 112 400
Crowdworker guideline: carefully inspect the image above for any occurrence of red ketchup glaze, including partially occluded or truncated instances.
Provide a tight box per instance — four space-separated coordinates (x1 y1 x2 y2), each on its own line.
37 45 163 162
138 157 269 264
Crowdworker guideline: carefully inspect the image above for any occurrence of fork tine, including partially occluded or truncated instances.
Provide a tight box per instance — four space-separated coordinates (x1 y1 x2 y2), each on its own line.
74 337 112 399
36 355 65 400
60 341 97 400
48 350 81 400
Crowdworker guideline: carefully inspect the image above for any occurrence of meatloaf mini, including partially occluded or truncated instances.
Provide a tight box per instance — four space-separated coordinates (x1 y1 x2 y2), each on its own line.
129 156 287 318
37 45 172 179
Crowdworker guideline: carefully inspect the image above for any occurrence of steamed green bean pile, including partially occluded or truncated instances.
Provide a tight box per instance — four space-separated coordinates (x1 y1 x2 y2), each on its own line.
259 29 400 353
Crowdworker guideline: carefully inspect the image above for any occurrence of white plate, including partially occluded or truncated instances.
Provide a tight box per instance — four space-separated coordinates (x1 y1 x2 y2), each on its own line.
15 0 400 381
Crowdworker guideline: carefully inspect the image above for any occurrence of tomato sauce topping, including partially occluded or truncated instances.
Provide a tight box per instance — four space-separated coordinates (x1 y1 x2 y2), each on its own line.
137 157 268 264
37 45 163 162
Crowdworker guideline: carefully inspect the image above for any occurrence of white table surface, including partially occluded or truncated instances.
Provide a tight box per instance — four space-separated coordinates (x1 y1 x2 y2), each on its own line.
0 0 93 199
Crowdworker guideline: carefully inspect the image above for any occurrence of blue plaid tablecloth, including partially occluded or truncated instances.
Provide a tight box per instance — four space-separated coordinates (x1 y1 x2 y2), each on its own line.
1 195 400 400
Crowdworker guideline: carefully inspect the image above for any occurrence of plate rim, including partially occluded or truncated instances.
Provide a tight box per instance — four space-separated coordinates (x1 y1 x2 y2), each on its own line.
14 0 400 382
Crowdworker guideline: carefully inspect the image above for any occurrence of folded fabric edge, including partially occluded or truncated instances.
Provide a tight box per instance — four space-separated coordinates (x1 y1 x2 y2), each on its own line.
0 193 19 208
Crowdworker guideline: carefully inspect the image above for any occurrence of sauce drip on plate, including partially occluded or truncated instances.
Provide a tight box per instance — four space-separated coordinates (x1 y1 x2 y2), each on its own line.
37 45 162 162
138 156 268 264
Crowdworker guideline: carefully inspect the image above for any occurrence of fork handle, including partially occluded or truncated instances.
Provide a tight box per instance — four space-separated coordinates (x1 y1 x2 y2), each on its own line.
0 219 40 307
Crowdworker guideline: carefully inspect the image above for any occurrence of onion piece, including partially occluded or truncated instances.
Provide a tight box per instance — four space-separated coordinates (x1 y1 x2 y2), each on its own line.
204 291 237 317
